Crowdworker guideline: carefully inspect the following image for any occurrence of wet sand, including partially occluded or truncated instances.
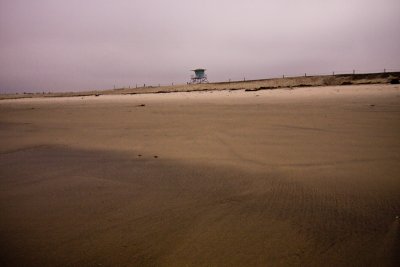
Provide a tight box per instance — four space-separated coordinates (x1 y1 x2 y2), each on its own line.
0 84 399 266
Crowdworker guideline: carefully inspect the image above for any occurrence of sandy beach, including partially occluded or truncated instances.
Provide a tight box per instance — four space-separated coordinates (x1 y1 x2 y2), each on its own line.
0 84 399 266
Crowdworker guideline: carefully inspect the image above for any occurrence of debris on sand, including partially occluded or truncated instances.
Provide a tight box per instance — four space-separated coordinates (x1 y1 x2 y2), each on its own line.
137 104 146 107
390 79 399 84
245 86 276 92
341 81 353 85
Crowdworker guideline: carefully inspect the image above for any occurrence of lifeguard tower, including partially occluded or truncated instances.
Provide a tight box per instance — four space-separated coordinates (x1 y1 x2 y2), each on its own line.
189 68 208 84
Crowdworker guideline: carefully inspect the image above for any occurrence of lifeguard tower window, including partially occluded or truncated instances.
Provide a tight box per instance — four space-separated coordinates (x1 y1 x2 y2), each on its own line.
189 69 209 84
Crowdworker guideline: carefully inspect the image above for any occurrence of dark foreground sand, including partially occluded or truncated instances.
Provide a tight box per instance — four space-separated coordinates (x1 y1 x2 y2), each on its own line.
0 84 399 266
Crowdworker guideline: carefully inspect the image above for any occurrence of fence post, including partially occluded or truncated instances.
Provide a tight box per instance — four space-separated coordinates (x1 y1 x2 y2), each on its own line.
353 70 355 75
384 68 386 73
332 71 335 76
304 73 307 77
283 74 285 78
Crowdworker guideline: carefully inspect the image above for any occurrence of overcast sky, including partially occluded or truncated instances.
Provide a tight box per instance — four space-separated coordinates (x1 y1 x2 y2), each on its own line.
1 0 399 93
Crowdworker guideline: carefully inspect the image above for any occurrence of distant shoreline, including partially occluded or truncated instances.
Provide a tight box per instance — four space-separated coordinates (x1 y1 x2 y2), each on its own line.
1 71 399 100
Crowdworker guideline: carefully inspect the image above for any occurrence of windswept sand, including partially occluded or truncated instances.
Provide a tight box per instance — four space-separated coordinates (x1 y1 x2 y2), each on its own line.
0 84 399 266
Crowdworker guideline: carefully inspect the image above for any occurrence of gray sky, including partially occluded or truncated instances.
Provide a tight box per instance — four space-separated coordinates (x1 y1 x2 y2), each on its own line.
1 0 399 93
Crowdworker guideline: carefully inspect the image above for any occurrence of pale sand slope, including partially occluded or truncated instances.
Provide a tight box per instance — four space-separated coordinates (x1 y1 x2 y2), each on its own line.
0 84 399 266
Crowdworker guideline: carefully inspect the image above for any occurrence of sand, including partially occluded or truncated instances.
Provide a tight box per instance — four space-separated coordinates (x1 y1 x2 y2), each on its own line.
0 84 399 266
